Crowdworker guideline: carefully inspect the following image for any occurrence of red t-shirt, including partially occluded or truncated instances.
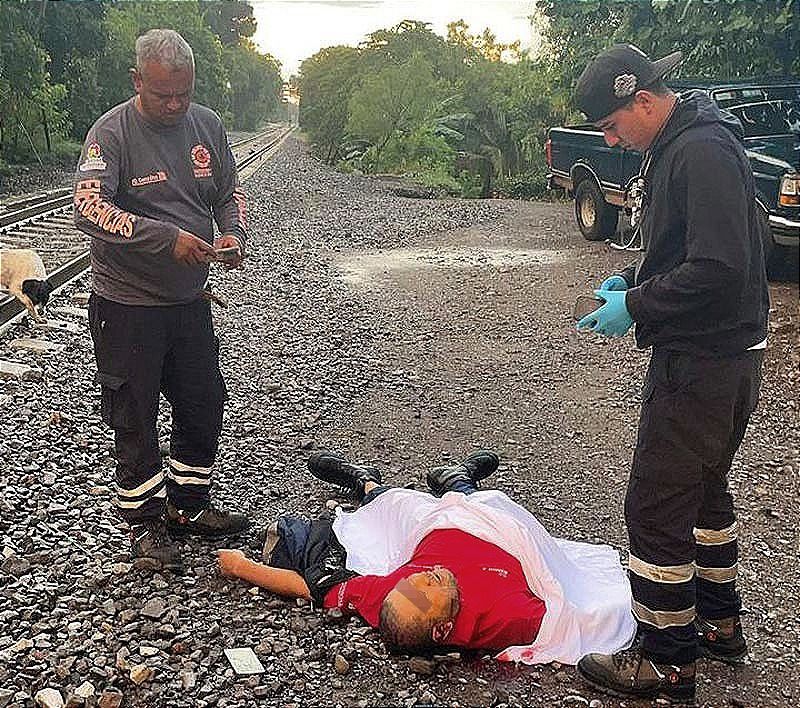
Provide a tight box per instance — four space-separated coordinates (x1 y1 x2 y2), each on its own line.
323 528 546 651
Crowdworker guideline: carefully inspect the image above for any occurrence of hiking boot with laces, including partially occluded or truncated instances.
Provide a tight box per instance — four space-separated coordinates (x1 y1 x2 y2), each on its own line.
427 450 500 495
577 646 696 703
307 451 382 501
166 502 250 539
696 615 747 664
130 519 183 573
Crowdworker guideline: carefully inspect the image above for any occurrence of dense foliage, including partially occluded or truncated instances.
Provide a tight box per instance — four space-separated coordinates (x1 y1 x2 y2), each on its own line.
298 1 798 197
0 0 282 166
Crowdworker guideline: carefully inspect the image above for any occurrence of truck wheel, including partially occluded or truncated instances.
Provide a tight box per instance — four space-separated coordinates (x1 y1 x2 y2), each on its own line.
575 180 618 241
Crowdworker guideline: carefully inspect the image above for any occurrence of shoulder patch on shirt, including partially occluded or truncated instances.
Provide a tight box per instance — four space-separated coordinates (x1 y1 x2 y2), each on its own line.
191 143 213 178
79 142 107 172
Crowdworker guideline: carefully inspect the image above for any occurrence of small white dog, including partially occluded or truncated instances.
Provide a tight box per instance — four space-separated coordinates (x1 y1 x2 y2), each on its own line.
0 249 53 323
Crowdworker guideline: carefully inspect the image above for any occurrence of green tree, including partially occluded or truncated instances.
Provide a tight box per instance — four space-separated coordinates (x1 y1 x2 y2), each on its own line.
298 45 362 162
96 2 230 122
223 41 282 130
201 1 257 45
536 0 799 107
347 52 445 168
37 0 109 140
0 2 68 160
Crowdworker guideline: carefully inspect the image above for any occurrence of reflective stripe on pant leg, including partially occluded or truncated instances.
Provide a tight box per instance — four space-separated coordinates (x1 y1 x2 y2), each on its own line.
110 417 165 523
89 295 168 524
694 351 759 622
162 300 223 510
167 458 212 510
117 470 166 510
695 522 738 584
624 350 703 665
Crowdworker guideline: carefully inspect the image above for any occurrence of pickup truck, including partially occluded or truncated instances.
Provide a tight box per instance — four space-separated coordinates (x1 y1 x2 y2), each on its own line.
546 79 799 275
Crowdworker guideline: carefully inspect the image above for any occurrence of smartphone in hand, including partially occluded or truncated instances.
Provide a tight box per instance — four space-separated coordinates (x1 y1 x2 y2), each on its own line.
214 245 241 264
573 295 605 321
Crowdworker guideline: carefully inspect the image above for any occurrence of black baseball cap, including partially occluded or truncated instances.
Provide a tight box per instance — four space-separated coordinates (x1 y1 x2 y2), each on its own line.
575 44 683 122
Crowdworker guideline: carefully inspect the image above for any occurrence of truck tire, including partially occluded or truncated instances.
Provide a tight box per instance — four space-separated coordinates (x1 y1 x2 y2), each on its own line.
574 179 618 241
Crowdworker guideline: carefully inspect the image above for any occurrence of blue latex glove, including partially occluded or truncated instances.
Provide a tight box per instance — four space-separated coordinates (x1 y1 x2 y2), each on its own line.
600 274 628 291
577 289 634 337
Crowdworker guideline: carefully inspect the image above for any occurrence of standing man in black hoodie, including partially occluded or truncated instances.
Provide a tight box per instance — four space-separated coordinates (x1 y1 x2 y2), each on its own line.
571 45 769 703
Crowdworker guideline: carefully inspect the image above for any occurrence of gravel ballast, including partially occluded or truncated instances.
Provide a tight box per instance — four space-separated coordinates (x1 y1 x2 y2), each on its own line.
0 136 797 707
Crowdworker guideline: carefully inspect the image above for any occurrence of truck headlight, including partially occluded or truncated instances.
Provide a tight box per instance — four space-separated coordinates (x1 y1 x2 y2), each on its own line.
779 174 800 206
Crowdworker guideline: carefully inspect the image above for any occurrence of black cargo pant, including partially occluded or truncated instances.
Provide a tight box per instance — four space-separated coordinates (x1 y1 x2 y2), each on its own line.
625 347 763 665
88 293 227 524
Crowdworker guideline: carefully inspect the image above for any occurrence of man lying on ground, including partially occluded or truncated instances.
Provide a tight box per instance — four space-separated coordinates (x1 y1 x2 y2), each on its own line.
218 452 636 663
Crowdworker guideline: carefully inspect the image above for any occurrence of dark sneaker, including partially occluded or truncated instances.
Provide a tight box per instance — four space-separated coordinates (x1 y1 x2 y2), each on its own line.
427 450 499 495
307 451 382 501
130 520 183 573
166 502 250 539
696 615 747 664
577 647 696 704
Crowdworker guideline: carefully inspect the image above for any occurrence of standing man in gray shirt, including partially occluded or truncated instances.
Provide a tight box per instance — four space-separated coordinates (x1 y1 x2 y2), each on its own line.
74 29 249 573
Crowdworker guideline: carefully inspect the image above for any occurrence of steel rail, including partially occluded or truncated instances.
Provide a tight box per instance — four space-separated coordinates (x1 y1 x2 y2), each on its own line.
0 126 293 329
0 187 72 214
0 129 279 231
0 193 73 229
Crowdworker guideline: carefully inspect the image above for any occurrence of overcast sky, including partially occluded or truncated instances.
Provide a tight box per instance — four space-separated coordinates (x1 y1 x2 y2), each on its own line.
251 0 538 78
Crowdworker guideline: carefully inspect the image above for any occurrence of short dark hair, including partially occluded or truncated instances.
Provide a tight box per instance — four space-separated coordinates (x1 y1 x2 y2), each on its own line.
378 589 461 652
379 596 435 651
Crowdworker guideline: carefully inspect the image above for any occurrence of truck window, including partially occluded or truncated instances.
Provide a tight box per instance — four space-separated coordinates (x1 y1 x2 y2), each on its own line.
727 99 800 137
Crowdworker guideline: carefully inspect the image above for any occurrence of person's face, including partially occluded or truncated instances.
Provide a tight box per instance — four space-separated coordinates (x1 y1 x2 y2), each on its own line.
595 93 658 152
133 61 194 126
386 566 459 635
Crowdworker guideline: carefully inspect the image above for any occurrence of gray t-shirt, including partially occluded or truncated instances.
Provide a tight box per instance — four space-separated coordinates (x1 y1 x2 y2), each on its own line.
74 98 247 305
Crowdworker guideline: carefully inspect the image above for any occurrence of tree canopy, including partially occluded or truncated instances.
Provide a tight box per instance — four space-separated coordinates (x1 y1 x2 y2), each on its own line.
0 0 282 165
297 1 798 197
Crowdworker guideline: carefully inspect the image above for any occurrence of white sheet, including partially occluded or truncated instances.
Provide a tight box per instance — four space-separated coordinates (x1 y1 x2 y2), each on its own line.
332 488 636 664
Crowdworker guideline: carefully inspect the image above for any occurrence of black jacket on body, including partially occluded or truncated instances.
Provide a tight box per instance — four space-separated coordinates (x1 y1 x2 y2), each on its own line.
622 90 769 357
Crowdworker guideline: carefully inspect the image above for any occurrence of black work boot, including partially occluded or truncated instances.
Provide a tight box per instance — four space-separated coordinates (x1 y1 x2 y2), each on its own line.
427 450 499 496
696 615 747 664
307 451 382 501
165 502 250 539
578 647 696 703
130 519 183 573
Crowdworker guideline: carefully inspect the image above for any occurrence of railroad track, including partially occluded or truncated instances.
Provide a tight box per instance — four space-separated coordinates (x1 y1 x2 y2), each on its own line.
0 124 293 332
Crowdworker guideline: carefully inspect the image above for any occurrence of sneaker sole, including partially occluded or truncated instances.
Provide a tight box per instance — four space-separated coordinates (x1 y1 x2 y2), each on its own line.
577 664 697 705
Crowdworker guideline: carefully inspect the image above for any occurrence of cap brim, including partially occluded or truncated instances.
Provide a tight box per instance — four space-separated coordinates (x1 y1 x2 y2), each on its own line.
651 50 683 81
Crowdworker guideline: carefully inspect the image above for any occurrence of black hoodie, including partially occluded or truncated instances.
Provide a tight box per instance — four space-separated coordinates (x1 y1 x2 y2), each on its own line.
622 90 769 357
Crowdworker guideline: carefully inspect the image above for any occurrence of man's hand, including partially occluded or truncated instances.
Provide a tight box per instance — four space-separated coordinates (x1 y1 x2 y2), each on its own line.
173 229 217 265
577 289 634 338
214 234 244 270
600 274 628 291
217 549 246 578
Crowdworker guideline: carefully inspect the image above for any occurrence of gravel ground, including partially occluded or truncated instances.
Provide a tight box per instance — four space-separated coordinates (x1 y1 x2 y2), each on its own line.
0 136 797 708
